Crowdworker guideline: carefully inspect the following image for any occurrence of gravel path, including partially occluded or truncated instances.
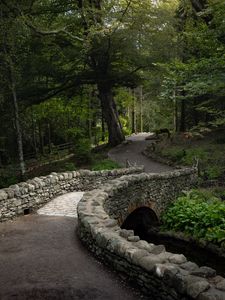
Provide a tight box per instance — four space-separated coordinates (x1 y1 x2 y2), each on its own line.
108 133 172 173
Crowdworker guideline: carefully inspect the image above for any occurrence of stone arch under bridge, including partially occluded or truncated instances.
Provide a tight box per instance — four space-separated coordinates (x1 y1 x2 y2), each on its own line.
121 206 159 239
103 168 198 225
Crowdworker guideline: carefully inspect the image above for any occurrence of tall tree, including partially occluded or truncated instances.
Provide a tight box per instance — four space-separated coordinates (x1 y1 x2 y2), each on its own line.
10 0 166 145
0 3 27 176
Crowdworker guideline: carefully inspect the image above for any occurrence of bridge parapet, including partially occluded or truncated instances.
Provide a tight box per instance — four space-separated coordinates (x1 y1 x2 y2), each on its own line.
78 167 225 300
104 167 198 224
0 167 143 222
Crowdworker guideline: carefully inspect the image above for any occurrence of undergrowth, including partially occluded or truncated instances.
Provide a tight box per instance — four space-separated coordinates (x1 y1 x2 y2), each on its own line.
160 144 225 180
91 158 121 171
0 152 121 188
162 190 225 247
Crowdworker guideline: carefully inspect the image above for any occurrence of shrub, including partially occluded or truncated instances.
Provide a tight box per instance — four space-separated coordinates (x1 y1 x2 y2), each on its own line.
213 187 225 201
162 190 225 245
161 147 185 162
91 159 121 171
181 148 207 165
64 162 76 171
204 165 224 180
160 143 225 181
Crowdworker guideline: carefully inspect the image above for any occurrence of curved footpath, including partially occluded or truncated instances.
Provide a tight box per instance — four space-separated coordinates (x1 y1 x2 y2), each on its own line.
108 133 172 173
0 133 172 300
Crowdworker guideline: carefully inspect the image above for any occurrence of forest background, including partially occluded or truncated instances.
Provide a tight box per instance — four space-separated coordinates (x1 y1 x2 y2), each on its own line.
0 0 225 187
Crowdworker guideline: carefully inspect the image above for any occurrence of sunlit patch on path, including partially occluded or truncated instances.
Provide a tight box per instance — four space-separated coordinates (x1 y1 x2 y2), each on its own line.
37 192 84 218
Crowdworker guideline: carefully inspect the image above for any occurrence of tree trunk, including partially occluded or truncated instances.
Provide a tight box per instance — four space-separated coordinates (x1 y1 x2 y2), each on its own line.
173 90 178 132
101 109 105 142
38 121 44 155
193 98 199 126
31 107 38 157
3 40 25 177
139 86 143 133
132 89 136 134
180 99 186 132
47 123 51 154
11 76 26 177
88 95 92 141
98 85 125 146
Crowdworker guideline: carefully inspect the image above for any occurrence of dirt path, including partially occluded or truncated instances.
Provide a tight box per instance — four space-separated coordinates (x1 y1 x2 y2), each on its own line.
0 215 147 300
108 133 172 173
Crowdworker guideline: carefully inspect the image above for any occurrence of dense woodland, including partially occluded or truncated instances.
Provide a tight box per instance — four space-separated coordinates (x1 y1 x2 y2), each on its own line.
0 0 225 182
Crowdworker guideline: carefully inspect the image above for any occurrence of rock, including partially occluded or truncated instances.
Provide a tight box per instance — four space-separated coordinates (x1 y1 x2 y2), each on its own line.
139 254 165 272
127 235 140 242
191 266 216 278
4 188 14 199
154 263 178 278
166 269 188 294
216 279 225 291
150 244 166 254
104 219 118 227
58 174 64 180
198 288 225 300
157 251 173 262
212 276 224 285
186 276 210 299
180 261 199 272
116 241 131 256
119 229 134 238
131 249 150 265
135 240 154 252
169 254 187 264
0 190 8 201
63 173 69 180
9 185 21 196
67 172 73 179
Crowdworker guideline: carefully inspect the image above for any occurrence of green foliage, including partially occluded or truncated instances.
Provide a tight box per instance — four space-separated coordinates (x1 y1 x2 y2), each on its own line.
120 116 131 136
181 148 207 165
63 162 76 171
160 141 225 181
204 166 224 180
161 147 185 162
74 139 92 164
91 159 121 171
212 187 225 201
162 190 225 245
0 174 18 189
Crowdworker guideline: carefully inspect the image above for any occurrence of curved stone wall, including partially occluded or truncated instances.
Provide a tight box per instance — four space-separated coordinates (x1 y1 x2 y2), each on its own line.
0 167 143 222
78 168 225 300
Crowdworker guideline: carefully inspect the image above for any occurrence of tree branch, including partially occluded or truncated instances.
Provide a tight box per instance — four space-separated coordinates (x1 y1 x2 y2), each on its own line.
25 21 84 42
111 0 133 35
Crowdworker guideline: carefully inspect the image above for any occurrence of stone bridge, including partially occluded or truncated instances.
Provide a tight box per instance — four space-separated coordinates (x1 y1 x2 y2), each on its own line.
78 168 225 300
0 167 143 222
1 166 225 299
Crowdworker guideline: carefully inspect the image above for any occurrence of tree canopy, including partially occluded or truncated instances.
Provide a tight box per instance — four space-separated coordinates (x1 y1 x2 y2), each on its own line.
0 0 224 176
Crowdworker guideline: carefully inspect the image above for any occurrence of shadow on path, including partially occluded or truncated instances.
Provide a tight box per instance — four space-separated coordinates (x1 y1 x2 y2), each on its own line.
0 215 147 300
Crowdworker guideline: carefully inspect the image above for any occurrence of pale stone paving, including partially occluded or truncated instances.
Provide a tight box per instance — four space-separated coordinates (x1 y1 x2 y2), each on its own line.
37 191 84 218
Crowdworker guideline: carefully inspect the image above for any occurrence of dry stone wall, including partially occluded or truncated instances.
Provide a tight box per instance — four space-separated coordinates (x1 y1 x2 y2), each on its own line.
78 168 225 300
0 167 143 222
104 168 198 223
